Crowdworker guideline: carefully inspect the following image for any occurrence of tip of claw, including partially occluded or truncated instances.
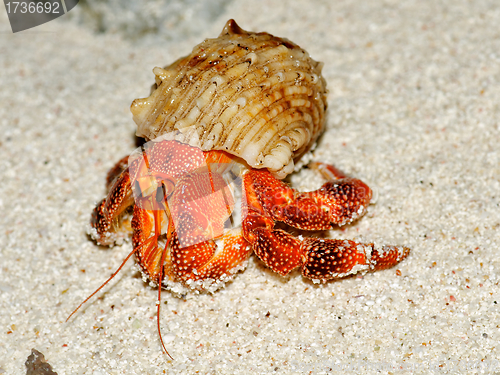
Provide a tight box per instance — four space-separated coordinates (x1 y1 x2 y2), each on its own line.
370 185 379 204
370 244 410 271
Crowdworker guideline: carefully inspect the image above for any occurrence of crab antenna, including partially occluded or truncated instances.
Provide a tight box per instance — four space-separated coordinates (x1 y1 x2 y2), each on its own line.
153 197 175 359
156 240 173 360
66 247 137 322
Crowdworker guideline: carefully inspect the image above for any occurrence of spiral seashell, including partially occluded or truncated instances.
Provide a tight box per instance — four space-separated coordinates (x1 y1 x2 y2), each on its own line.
131 19 328 178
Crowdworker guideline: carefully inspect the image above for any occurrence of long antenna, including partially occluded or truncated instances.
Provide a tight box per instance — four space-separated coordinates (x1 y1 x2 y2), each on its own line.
156 240 173 360
66 247 137 322
156 192 175 359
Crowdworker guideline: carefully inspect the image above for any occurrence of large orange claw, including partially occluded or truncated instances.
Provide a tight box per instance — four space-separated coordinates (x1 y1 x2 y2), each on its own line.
242 163 409 281
301 239 409 281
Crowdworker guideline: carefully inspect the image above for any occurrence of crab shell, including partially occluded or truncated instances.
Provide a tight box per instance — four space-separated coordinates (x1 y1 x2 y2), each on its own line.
130 19 328 179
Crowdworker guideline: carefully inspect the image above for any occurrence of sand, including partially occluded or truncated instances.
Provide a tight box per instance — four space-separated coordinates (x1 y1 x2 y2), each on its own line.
1 1 499 374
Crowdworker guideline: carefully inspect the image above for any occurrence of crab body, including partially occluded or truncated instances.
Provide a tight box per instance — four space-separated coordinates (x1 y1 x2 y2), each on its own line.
91 139 409 292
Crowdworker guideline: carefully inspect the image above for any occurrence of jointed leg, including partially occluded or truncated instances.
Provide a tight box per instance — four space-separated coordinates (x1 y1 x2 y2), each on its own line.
170 228 252 284
245 164 372 230
242 165 409 281
301 238 409 281
90 160 135 246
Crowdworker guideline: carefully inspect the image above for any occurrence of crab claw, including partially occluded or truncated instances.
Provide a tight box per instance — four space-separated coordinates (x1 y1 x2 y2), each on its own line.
242 163 409 281
301 239 409 281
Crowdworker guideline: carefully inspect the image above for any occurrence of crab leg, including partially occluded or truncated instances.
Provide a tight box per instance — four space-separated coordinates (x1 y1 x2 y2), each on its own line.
244 164 373 230
85 141 255 358
242 164 409 281
170 228 252 283
132 197 250 357
131 160 253 287
90 163 135 246
132 204 252 284
300 238 409 280
105 155 130 190
132 205 173 283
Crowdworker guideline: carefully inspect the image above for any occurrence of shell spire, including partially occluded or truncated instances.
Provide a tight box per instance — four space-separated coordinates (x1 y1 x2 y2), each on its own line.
220 19 248 36
131 19 328 178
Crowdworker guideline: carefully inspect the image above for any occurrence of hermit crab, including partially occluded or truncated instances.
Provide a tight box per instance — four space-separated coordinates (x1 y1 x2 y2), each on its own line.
70 20 409 357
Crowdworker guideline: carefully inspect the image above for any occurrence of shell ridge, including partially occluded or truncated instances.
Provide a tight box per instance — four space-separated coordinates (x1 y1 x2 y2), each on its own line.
132 20 327 178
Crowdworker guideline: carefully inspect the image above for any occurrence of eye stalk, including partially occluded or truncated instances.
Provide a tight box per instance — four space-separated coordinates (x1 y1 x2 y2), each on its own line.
155 181 175 203
155 183 166 203
133 175 176 213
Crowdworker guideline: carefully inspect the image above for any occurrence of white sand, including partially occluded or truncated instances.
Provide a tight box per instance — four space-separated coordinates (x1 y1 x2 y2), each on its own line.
1 1 499 374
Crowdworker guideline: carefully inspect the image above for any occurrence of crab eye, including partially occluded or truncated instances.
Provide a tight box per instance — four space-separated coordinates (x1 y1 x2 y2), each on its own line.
155 183 167 203
134 180 143 198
